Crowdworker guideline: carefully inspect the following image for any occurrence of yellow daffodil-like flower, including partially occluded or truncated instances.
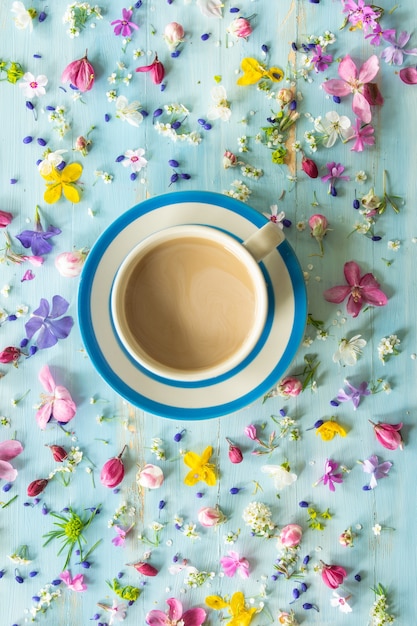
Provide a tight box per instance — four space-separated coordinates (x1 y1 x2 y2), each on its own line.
316 420 347 441
183 445 216 487
206 592 258 626
237 57 283 86
41 162 83 204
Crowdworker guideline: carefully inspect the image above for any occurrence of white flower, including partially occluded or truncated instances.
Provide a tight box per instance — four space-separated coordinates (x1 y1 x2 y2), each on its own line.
262 204 285 228
196 0 223 18
387 239 401 251
37 149 67 176
122 148 147 172
11 1 33 30
115 95 143 127
261 464 297 490
314 110 354 148
377 334 400 364
372 523 382 536
355 170 367 183
207 85 232 121
19 72 48 99
333 334 367 366
330 591 352 613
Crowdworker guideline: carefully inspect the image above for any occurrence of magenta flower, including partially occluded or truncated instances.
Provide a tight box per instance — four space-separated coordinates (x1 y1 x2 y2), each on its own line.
399 66 417 85
111 8 139 37
323 261 388 317
381 31 417 66
61 52 95 92
146 597 206 626
360 454 392 489
25 295 74 349
322 54 380 123
112 524 134 547
35 365 77 430
349 118 375 152
337 379 370 410
310 45 333 73
60 570 87 592
135 55 165 85
0 439 23 482
321 162 350 196
321 562 347 588
369 421 404 451
365 24 396 47
315 459 344 492
220 551 250 578
341 0 380 33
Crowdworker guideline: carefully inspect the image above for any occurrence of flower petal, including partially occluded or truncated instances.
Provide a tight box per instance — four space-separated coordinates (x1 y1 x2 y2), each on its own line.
0 460 18 481
338 55 358 81
36 403 53 429
62 183 81 203
166 598 183 622
145 609 170 626
182 607 207 626
343 261 361 286
358 55 379 83
323 285 351 304
352 92 372 123
322 78 351 97
44 183 62 204
0 439 23 461
61 163 83 183
399 66 417 84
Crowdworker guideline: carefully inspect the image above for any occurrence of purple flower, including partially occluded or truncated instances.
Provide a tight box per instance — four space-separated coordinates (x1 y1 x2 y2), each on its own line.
381 31 417 66
336 379 370 410
16 207 61 256
25 295 74 350
310 45 333 73
321 162 350 196
111 8 139 37
349 118 375 152
364 25 396 47
315 459 344 492
342 0 380 33
360 454 392 489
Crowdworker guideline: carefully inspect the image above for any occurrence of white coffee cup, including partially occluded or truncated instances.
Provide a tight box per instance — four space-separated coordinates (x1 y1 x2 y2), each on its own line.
111 222 284 382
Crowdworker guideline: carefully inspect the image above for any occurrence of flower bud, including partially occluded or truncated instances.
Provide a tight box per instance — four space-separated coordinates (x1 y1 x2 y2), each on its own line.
163 22 185 50
136 55 165 85
74 136 91 156
197 506 226 527
136 463 164 489
227 16 253 39
225 438 243 463
131 561 159 576
309 213 329 256
301 155 319 178
277 89 293 105
223 150 238 169
0 210 13 228
55 250 88 278
100 446 127 488
47 444 68 462
279 523 303 548
244 424 257 440
61 51 95 92
369 421 404 450
277 376 302 398
339 527 354 547
0 346 21 364
27 478 49 497
321 562 347 589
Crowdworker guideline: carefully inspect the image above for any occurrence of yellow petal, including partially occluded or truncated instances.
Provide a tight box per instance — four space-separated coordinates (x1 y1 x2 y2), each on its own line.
44 183 62 204
230 592 246 615
183 451 201 469
266 66 284 82
200 445 213 464
184 468 200 486
205 595 228 610
41 169 61 183
61 162 83 183
62 183 81 203
237 57 265 85
200 464 217 486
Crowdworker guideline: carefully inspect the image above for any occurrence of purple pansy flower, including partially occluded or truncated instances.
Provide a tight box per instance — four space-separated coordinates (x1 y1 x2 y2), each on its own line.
25 295 74 350
381 31 417 66
111 8 139 37
337 379 370 410
360 454 392 489
16 207 61 257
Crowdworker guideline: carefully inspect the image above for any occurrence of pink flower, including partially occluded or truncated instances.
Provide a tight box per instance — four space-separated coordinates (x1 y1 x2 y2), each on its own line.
369 421 404 450
309 214 330 256
342 0 380 33
21 269 35 282
111 8 139 37
61 52 95 92
35 365 77 430
314 459 344 492
135 55 165 84
55 250 88 277
277 376 302 398
137 463 164 489
146 597 206 626
60 570 87 592
227 16 253 39
279 524 303 548
321 162 350 196
349 118 375 152
323 261 388 317
0 346 21 364
310 45 333 73
100 446 127 488
112 524 134 547
322 54 380 123
0 210 13 228
0 439 23 482
399 66 417 85
244 424 257 440
220 550 250 578
321 562 347 589
197 506 226 527
163 22 185 51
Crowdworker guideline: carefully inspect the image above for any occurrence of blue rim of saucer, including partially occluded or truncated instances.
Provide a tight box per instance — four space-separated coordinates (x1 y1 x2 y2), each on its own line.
78 191 307 419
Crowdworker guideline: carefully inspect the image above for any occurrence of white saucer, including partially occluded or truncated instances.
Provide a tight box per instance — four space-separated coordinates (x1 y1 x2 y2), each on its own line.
77 191 307 419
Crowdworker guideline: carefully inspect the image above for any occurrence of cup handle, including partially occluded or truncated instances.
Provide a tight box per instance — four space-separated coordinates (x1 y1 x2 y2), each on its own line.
242 221 286 263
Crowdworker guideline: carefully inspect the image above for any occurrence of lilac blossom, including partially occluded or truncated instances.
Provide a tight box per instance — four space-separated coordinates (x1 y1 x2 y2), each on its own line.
341 0 380 33
321 162 350 196
110 8 139 37
365 24 395 47
349 118 375 152
16 207 61 256
25 295 74 350
337 379 370 409
314 459 344 492
381 31 417 66
310 45 333 72
360 454 392 489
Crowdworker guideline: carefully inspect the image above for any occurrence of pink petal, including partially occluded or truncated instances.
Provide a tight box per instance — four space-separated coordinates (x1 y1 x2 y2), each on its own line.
361 286 388 307
51 386 77 423
38 364 56 394
338 55 358 81
146 609 170 626
167 598 183 622
36 403 53 430
343 261 361 286
0 460 17 481
346 294 363 317
60 570 72 585
352 92 372 123
399 67 417 84
182 607 207 626
220 556 238 577
0 439 23 461
397 31 411 47
69 573 87 591
358 55 379 83
323 285 351 304
322 78 351 97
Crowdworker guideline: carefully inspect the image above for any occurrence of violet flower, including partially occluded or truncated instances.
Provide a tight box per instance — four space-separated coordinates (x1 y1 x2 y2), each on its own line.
321 162 350 196
314 459 344 492
110 8 139 37
360 454 392 489
310 45 333 73
342 0 380 33
323 260 388 317
349 118 375 152
365 25 396 47
25 295 74 350
16 206 61 256
337 379 370 410
381 31 417 66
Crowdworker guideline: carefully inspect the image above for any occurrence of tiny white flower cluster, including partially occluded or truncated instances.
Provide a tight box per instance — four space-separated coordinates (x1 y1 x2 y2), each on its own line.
242 501 276 538
174 515 200 540
0 304 28 324
377 335 400 364
223 529 240 544
107 62 133 87
0 415 11 427
223 180 252 203
26 583 62 619
240 164 263 180
48 446 83 481
184 568 215 588
369 586 395 625
63 2 103 38
94 170 113 184
48 106 70 138
108 501 136 528
150 437 166 461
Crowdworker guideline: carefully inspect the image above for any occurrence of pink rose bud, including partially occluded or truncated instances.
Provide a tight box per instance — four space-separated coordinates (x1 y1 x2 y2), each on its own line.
369 420 404 450
301 155 319 179
0 346 21 364
308 213 329 256
197 506 226 527
61 51 95 92
244 424 257 440
74 136 91 156
47 444 68 462
100 445 127 488
223 150 238 169
55 250 88 278
27 478 49 497
135 54 165 85
277 376 302 398
0 210 13 228
163 22 185 50
226 438 243 463
132 561 159 576
339 527 354 547
137 463 164 489
279 523 303 548
321 562 347 589
277 89 293 105
228 16 253 39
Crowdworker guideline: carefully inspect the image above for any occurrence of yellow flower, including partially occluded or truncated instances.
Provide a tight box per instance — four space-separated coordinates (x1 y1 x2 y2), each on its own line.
237 57 283 86
315 420 347 441
41 162 83 204
206 592 258 626
183 445 216 486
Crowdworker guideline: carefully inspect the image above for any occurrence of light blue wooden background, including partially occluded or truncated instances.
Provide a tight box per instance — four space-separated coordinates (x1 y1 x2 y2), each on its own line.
1 1 416 624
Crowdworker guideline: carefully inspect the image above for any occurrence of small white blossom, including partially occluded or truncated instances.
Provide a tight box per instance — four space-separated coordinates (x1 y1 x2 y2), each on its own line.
207 85 232 122
333 334 367 366
387 239 400 251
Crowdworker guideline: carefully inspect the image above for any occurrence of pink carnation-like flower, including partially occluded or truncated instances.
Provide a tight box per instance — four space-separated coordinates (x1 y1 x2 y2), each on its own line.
220 550 250 578
61 53 95 92
227 16 253 39
277 376 303 398
197 506 225 527
100 446 127 488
